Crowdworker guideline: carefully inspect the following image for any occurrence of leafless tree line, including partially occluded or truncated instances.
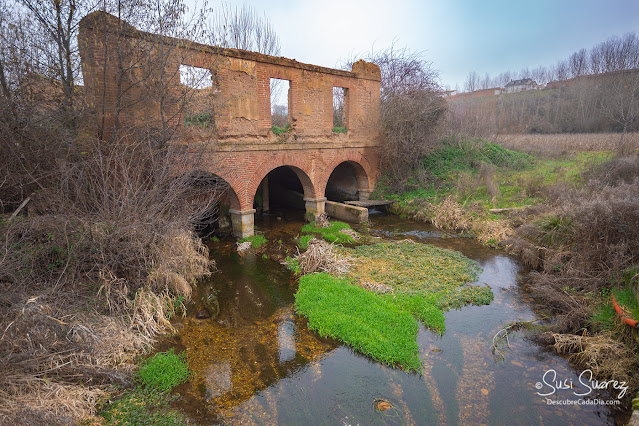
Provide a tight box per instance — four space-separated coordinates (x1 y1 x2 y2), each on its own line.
450 70 639 154
463 32 639 92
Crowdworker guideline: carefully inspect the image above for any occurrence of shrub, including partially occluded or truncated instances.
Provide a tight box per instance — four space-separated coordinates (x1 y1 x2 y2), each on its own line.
271 124 291 135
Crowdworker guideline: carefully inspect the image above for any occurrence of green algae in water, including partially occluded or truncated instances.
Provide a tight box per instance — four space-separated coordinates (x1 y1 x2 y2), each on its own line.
295 273 422 371
295 241 491 371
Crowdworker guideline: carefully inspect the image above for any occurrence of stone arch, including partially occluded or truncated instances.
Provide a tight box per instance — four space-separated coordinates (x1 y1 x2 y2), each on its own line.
320 151 374 198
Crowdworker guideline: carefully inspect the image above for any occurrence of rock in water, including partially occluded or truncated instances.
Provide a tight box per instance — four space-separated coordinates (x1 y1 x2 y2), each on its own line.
375 400 391 411
195 306 211 319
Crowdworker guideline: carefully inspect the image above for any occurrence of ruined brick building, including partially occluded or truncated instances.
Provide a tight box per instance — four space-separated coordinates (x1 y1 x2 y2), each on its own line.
78 12 381 237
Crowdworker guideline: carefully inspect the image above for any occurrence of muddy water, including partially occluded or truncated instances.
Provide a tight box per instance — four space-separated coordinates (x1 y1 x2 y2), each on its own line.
171 213 628 425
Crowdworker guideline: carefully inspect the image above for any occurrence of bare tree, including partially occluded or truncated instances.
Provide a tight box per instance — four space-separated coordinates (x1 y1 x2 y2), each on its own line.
479 72 491 90
568 48 588 77
18 0 94 123
464 70 479 92
206 3 283 114
599 71 639 155
348 45 445 184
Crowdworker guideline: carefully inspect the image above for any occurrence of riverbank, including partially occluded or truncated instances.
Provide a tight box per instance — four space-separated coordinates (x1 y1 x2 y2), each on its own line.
0 215 211 423
374 136 639 407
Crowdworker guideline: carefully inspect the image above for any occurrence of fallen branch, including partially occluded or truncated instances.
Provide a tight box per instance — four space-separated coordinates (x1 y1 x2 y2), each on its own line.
8 196 32 221
491 317 548 359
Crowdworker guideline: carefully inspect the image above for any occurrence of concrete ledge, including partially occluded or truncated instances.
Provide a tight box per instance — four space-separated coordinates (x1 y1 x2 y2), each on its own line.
325 200 368 223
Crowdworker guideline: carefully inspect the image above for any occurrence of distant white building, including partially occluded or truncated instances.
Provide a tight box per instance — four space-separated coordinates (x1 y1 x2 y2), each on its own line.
504 78 538 93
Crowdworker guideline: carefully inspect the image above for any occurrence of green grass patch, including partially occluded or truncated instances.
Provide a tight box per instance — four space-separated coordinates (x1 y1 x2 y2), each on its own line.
346 241 485 309
301 221 354 245
295 273 421 371
613 287 639 319
239 234 267 248
100 349 190 424
378 139 612 217
137 349 190 392
295 241 489 371
332 126 347 133
297 234 313 250
590 286 639 332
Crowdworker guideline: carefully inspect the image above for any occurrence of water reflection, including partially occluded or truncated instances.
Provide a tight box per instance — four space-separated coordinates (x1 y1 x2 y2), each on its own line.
172 215 626 425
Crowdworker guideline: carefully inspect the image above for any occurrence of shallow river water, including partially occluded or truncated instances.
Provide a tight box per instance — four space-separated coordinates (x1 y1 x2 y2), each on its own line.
169 213 629 425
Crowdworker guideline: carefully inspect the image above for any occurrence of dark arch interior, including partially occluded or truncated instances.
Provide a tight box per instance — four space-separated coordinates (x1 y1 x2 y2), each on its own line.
325 162 360 202
184 170 236 236
254 166 305 214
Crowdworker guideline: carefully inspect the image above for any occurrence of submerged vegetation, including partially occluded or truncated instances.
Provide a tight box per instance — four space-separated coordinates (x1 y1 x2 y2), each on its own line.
294 240 487 371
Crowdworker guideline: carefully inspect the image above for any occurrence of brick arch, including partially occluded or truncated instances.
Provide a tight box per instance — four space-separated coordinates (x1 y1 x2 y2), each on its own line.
186 170 242 211
248 157 318 206
319 151 375 197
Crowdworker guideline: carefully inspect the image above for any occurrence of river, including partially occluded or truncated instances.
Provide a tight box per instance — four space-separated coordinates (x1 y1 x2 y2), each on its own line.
167 213 628 425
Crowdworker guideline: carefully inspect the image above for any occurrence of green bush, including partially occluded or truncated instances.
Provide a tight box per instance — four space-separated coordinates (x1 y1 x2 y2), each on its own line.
272 124 292 135
137 349 189 392
332 126 347 133
421 137 533 184
184 112 212 128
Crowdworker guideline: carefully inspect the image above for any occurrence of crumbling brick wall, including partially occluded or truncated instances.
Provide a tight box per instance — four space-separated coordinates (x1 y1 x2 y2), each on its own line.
78 11 382 214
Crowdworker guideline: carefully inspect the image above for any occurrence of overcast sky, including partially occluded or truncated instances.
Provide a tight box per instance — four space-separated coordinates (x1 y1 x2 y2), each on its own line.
187 0 639 89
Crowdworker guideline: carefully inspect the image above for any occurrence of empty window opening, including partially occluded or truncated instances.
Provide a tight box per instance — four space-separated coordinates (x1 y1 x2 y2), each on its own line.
333 87 347 133
180 65 214 128
271 78 291 132
180 65 212 89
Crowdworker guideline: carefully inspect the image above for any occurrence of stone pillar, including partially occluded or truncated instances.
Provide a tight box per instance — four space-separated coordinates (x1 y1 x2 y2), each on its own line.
358 189 372 201
303 197 326 222
262 176 269 213
229 209 256 238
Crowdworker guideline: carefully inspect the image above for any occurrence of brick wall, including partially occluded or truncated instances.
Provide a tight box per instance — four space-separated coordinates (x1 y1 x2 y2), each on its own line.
78 11 381 209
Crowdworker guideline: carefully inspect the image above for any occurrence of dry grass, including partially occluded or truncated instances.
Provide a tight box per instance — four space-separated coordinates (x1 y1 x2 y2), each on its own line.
0 137 218 423
292 238 353 275
315 213 330 228
494 133 639 157
549 332 639 386
0 289 144 423
0 221 211 423
430 197 511 244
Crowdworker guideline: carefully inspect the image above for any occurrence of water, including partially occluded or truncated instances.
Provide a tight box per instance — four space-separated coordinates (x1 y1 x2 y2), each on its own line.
170 213 629 425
